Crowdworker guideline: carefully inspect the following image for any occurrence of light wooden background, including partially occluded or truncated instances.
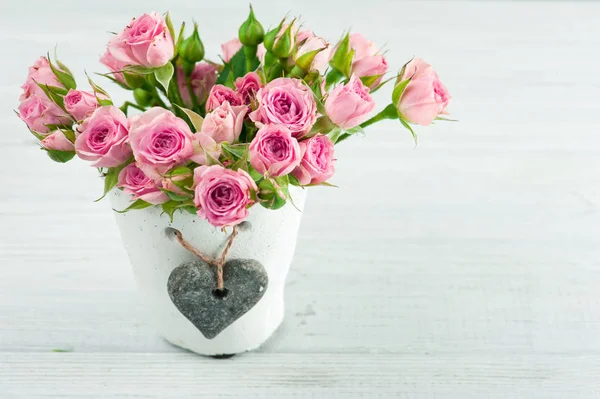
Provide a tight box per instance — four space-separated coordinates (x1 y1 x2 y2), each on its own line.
1 0 599 397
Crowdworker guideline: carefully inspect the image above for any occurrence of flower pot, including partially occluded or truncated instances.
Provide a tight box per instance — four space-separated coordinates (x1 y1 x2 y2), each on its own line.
110 186 307 356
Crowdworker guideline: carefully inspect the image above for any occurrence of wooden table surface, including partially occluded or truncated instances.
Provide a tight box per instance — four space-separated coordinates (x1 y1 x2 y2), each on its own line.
1 0 599 397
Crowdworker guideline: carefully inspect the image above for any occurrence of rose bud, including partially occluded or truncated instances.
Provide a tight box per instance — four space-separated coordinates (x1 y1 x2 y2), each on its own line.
64 89 101 121
75 106 132 167
117 163 169 204
205 84 244 112
291 134 335 185
234 72 263 104
325 75 376 130
348 33 388 88
40 130 75 152
193 165 257 227
18 95 70 134
394 58 451 126
249 77 317 138
100 49 128 86
129 107 196 180
106 12 174 68
179 23 205 64
201 101 248 144
249 124 301 177
20 56 63 101
294 32 331 74
263 20 296 59
238 5 264 46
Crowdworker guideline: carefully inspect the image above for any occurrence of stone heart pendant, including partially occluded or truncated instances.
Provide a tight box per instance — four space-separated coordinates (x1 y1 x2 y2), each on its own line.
167 259 268 339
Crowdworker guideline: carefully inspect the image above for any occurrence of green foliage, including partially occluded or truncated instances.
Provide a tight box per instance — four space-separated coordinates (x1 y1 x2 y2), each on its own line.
175 105 204 131
114 199 153 213
44 148 76 163
154 62 174 93
96 161 130 202
215 48 258 87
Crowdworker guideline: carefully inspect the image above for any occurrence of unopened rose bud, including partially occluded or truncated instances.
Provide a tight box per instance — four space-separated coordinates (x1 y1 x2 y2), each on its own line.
264 19 296 59
239 5 264 46
179 23 205 64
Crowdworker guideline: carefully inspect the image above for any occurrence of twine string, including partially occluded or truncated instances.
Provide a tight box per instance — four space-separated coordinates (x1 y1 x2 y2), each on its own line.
172 226 239 291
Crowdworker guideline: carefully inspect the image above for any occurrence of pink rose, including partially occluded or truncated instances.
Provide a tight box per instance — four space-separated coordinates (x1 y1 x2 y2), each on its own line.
107 12 174 68
249 78 317 138
117 163 169 204
129 107 195 180
296 31 331 73
75 106 131 167
205 84 243 112
177 63 218 107
348 33 388 87
352 55 388 88
325 75 376 129
234 72 263 104
201 101 247 144
349 33 379 61
20 57 63 101
64 89 100 121
397 58 451 126
100 49 128 85
221 38 242 63
291 134 335 185
249 124 301 177
40 130 74 151
193 165 257 227
18 95 70 134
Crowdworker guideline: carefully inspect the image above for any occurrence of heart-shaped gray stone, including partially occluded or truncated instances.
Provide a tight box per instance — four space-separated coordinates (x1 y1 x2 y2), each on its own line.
167 259 268 339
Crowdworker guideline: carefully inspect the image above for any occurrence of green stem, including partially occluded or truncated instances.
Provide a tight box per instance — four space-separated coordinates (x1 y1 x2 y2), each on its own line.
336 104 398 144
360 104 398 129
243 45 258 73
119 101 146 115
185 75 199 111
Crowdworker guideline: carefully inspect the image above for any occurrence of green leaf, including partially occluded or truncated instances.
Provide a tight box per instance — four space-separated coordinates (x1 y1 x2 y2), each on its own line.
122 65 155 75
400 118 418 145
174 105 204 131
359 74 383 89
346 125 365 135
51 348 72 353
47 53 76 90
165 12 176 45
44 148 76 163
86 72 113 104
154 62 174 93
288 174 301 187
307 181 339 188
221 143 248 159
258 178 287 210
175 22 187 57
308 115 335 137
215 48 254 86
328 127 344 143
160 200 196 222
435 116 458 122
34 82 66 110
160 189 192 202
392 77 412 106
114 199 153 213
96 162 130 202
166 166 193 177
248 167 263 182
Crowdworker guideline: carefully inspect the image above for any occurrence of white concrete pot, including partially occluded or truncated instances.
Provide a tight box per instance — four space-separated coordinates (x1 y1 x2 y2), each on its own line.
110 186 307 356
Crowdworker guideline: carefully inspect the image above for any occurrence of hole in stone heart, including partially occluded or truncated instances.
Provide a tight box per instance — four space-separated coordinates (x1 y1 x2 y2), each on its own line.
212 288 230 299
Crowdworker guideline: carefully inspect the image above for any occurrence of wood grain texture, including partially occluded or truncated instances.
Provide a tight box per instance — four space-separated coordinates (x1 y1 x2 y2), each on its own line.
1 0 600 397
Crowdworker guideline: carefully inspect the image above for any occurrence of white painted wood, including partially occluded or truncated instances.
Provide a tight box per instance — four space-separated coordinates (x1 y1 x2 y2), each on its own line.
1 0 600 397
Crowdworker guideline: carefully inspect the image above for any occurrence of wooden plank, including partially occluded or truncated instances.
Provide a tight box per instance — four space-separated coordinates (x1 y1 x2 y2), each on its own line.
1 353 599 398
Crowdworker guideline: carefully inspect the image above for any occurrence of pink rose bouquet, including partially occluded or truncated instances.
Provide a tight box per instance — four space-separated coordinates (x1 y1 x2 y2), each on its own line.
16 7 451 227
